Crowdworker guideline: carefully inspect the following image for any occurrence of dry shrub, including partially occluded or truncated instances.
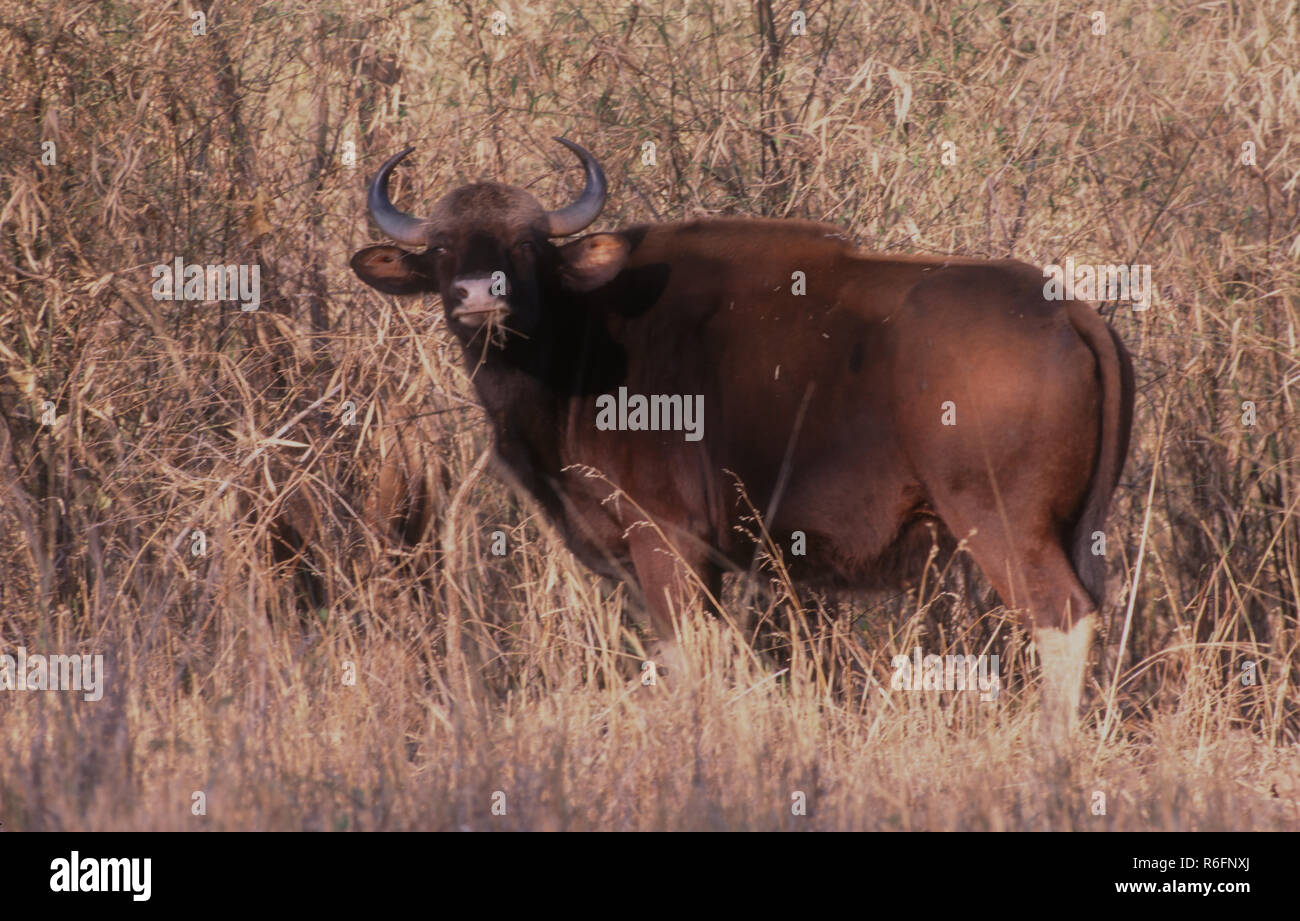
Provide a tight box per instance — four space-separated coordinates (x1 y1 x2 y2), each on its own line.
0 0 1296 830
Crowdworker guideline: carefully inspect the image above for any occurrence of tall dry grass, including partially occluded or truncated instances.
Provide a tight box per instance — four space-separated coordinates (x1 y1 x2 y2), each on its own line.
0 0 1297 830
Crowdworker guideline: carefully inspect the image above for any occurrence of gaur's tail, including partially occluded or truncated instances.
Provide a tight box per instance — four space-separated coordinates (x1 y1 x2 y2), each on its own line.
1064 301 1135 607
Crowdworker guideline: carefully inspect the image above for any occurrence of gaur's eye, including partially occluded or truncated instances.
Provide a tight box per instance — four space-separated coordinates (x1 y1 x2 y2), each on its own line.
513 240 534 255
430 244 449 257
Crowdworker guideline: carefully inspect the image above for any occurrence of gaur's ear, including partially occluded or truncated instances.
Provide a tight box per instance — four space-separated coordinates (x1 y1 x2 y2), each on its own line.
350 245 437 295
557 233 630 292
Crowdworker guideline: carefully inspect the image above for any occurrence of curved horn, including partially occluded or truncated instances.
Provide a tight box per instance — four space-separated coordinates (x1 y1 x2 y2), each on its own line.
366 147 427 246
544 138 608 237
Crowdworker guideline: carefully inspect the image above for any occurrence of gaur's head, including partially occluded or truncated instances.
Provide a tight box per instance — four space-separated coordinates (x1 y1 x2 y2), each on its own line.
350 139 630 341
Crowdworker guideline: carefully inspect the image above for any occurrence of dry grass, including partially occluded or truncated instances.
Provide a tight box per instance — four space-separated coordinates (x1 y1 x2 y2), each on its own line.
0 0 1297 830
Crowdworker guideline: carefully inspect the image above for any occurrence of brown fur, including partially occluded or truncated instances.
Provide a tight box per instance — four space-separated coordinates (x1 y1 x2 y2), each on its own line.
353 190 1135 714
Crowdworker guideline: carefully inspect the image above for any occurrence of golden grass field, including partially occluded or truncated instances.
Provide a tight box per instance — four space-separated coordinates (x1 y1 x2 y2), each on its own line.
0 0 1297 830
